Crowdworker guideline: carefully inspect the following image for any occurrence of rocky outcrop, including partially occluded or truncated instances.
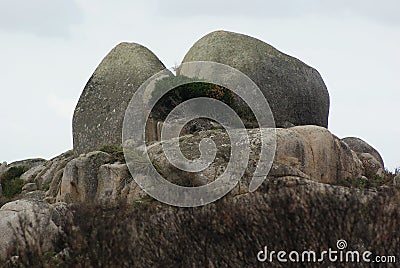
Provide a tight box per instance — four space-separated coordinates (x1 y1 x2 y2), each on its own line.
0 200 68 259
17 151 74 187
55 152 147 205
146 126 363 195
96 163 147 204
274 126 363 183
6 159 46 170
342 137 384 167
53 126 366 204
20 165 46 183
181 30 330 128
0 159 46 183
22 183 38 193
11 128 381 208
57 151 112 203
11 151 76 203
72 42 167 155
341 137 385 178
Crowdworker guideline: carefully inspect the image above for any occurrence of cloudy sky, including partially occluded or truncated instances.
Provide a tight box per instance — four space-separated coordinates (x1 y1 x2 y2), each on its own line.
0 0 399 170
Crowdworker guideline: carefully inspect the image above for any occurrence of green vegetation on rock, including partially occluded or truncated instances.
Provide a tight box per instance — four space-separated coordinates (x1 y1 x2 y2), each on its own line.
99 145 125 163
0 166 28 198
150 75 255 124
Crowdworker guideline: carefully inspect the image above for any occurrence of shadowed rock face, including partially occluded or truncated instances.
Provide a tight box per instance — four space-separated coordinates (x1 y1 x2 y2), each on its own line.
342 137 384 167
181 30 330 128
73 42 166 155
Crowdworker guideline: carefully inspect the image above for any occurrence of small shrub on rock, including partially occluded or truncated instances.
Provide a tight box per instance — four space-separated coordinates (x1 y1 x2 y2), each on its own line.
0 166 28 199
99 145 125 163
150 75 255 124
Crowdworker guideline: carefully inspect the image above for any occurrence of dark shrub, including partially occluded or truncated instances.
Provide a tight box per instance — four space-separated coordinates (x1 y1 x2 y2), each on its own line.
99 145 125 163
4 183 400 267
0 166 28 199
150 75 256 125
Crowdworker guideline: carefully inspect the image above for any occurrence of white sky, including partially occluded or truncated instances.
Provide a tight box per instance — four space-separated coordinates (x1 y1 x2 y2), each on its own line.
0 0 399 170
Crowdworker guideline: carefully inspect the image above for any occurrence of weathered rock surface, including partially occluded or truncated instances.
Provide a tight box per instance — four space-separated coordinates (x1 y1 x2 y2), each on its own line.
22 183 38 193
55 126 365 204
23 190 47 201
96 163 148 204
20 165 46 183
0 200 68 259
10 151 76 202
359 152 385 178
35 152 75 189
181 30 330 128
146 125 363 196
56 152 148 205
73 42 167 155
342 137 384 167
17 127 374 207
275 126 363 183
6 158 46 170
57 151 112 203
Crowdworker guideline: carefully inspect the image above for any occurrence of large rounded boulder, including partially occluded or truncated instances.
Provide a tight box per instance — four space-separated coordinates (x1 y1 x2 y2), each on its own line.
73 43 166 155
181 30 330 128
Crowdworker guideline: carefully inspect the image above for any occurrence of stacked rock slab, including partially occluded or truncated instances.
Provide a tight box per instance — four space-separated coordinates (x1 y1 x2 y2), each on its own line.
73 42 166 155
181 30 330 128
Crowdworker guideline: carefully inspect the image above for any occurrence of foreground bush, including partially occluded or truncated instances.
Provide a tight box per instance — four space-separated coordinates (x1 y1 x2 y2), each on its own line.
3 181 400 267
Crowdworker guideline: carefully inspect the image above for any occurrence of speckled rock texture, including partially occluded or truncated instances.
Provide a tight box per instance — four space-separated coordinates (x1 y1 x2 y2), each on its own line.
73 42 166 155
181 30 330 128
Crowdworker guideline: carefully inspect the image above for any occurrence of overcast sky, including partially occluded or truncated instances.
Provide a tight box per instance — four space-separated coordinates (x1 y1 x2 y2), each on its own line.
0 0 399 170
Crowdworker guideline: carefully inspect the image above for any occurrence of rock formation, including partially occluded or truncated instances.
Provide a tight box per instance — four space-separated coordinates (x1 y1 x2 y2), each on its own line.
0 200 68 259
342 137 385 178
181 30 330 128
342 137 384 167
53 126 366 204
146 126 364 192
1 31 398 266
73 42 166 155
